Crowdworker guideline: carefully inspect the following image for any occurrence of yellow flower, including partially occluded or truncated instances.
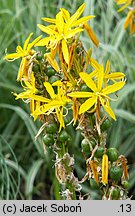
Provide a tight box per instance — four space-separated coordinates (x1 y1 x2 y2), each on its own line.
124 9 135 34
4 33 42 81
116 0 132 12
32 82 71 131
90 58 125 84
36 3 98 64
14 73 38 100
68 72 125 120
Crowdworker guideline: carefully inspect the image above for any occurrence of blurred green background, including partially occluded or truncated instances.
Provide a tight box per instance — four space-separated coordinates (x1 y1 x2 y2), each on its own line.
0 0 135 199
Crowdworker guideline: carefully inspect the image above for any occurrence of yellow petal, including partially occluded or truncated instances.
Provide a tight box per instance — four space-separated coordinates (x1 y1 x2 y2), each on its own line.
97 65 104 91
65 27 83 38
30 99 35 114
117 0 132 12
4 52 22 60
68 91 93 98
71 15 95 27
72 98 79 125
89 69 98 78
56 108 65 132
90 58 100 70
99 97 116 120
102 154 108 184
105 72 125 80
68 3 86 26
117 0 127 4
46 53 60 72
27 35 42 50
90 161 99 184
105 60 110 75
79 72 97 92
56 11 64 34
62 39 69 64
52 80 62 86
37 24 56 35
17 58 28 81
44 82 55 99
102 81 125 95
42 17 56 23
35 37 50 46
60 8 70 22
42 100 65 113
23 33 33 50
79 96 97 114
30 95 50 102
15 90 32 99
124 11 133 29
84 23 99 47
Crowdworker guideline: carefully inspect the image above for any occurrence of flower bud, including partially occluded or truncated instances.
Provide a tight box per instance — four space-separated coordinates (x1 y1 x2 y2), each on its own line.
102 154 108 184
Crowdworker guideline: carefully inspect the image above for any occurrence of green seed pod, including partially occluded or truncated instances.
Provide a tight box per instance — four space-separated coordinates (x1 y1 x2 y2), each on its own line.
36 53 43 61
107 148 119 162
45 123 58 134
81 139 91 158
109 166 123 182
48 75 59 84
94 146 104 158
32 63 39 72
46 66 55 77
43 134 54 146
58 130 69 142
122 180 130 189
111 187 120 200
101 118 112 131
90 178 99 190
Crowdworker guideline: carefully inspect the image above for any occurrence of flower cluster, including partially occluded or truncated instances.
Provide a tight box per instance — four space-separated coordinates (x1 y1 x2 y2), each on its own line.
116 0 135 34
4 3 129 200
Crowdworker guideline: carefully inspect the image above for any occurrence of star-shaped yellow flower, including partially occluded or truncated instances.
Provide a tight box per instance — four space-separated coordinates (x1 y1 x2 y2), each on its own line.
36 3 98 64
4 33 42 81
68 72 125 120
14 73 38 100
32 82 71 131
90 58 125 85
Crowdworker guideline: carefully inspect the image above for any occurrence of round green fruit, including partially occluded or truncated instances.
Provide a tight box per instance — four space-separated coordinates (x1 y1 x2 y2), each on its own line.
107 148 119 162
45 123 58 134
111 188 120 200
109 166 123 182
90 178 99 190
46 66 55 77
43 134 54 146
32 63 39 72
81 139 91 157
48 75 59 84
36 53 43 60
58 130 69 142
101 118 112 131
122 180 130 189
94 146 104 158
